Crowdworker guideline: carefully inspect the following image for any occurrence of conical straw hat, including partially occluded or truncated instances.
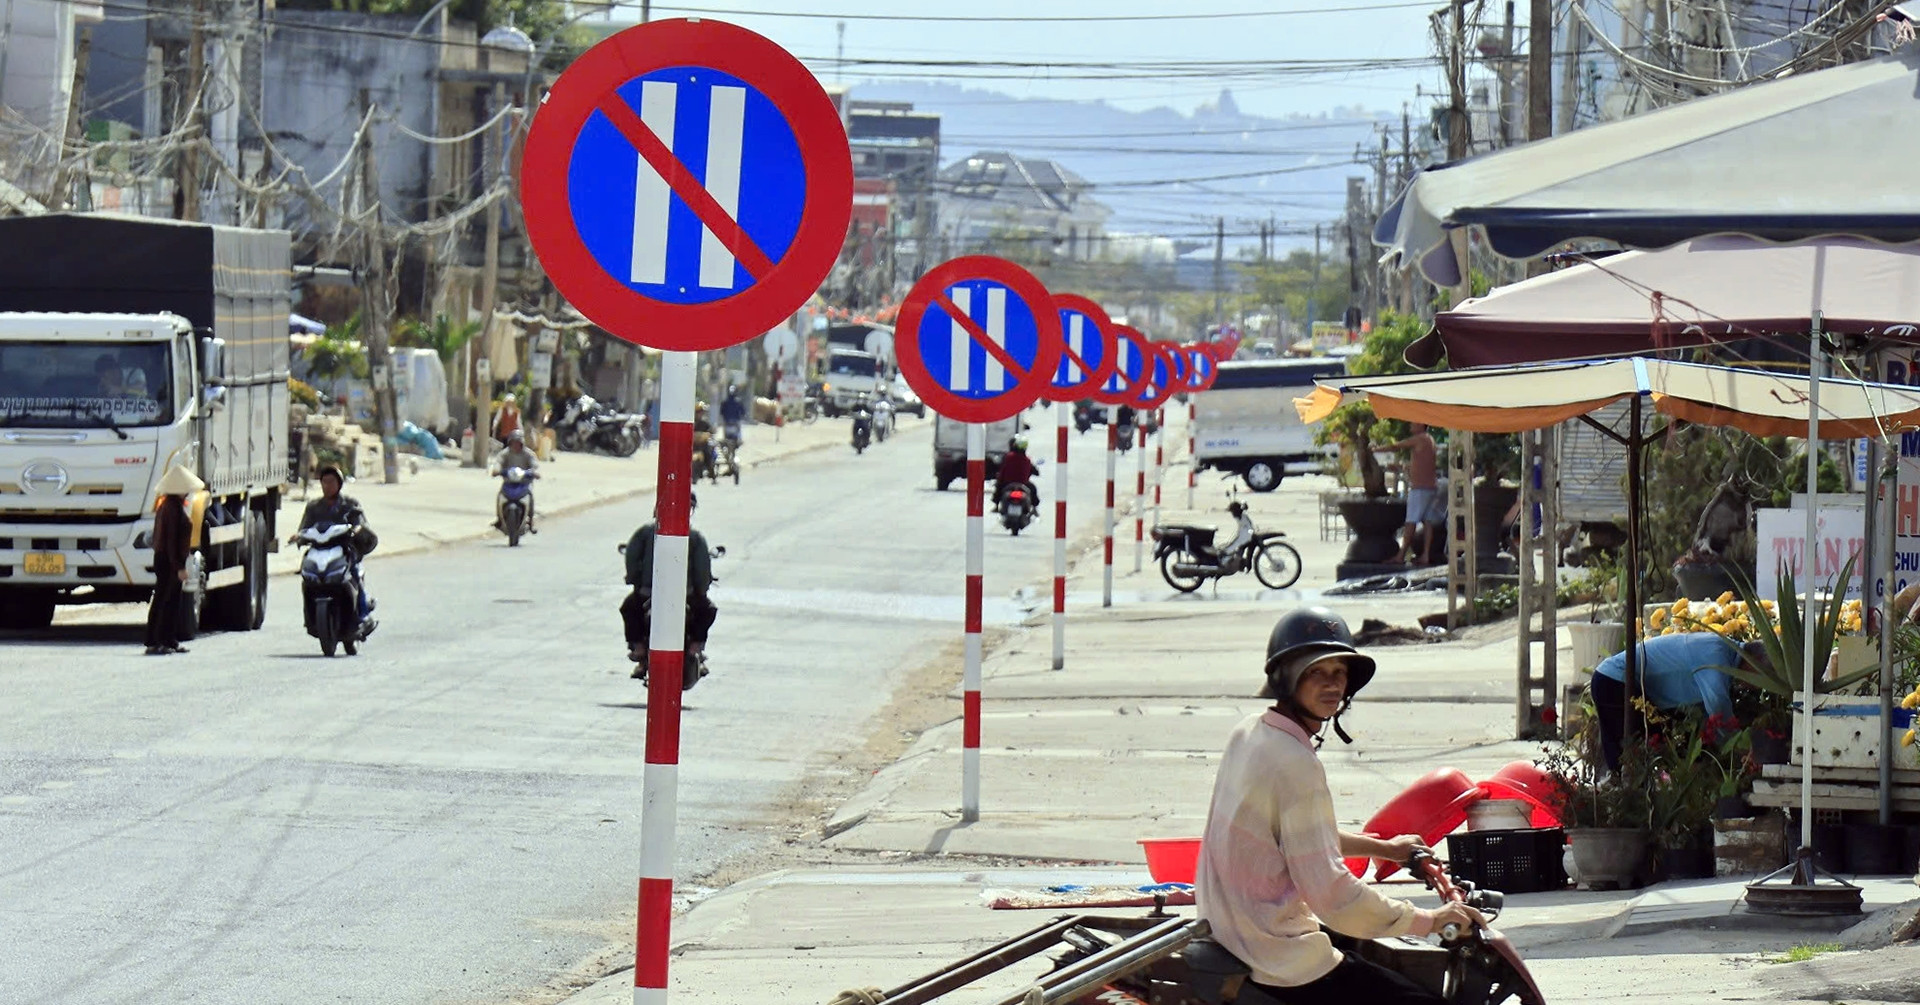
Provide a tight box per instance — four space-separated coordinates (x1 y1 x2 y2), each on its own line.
155 465 205 497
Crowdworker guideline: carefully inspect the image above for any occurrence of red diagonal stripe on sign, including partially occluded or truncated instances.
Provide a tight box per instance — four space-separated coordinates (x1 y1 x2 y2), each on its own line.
931 291 1029 380
595 95 776 279
1059 342 1095 378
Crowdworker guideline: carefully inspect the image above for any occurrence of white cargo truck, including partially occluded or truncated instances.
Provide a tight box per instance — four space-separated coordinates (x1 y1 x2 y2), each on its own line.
0 214 291 632
933 413 1026 491
1192 357 1347 492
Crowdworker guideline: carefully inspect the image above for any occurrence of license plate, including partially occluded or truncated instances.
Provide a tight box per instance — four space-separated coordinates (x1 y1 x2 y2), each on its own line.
23 552 65 575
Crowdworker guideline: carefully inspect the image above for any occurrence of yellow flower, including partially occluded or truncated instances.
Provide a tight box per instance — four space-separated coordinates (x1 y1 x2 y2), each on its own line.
1717 591 1736 606
1672 598 1691 616
1649 608 1669 629
1903 729 1917 748
1902 691 1920 710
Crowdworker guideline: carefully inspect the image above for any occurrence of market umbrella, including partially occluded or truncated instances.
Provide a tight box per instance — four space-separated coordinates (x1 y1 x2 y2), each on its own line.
1414 237 1920 368
1298 358 1920 892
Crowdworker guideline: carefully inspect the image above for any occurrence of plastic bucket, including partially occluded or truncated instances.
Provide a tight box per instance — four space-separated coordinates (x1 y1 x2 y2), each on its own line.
1139 837 1202 884
1478 760 1565 828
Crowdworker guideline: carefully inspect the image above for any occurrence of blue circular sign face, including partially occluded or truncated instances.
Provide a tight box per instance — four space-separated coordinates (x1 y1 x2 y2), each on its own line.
1133 346 1175 408
893 256 1064 423
1188 347 1217 390
566 66 806 306
1047 294 1118 403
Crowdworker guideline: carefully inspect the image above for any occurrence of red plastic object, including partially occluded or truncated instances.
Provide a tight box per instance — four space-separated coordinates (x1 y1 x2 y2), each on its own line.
1139 837 1202 884
1343 768 1486 880
1478 760 1564 828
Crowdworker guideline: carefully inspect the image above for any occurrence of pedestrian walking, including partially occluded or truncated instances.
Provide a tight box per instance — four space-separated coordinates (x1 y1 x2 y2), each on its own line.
146 465 201 655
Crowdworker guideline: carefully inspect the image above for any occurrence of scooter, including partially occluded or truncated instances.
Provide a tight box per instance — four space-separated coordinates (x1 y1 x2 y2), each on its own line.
872 398 894 443
1073 400 1102 434
996 481 1037 536
497 465 538 546
854 849 1544 1005
1151 499 1302 592
850 400 873 454
294 522 376 657
711 421 743 484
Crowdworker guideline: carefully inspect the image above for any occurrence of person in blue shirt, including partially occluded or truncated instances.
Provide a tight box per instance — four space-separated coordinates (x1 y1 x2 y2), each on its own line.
1589 633 1769 770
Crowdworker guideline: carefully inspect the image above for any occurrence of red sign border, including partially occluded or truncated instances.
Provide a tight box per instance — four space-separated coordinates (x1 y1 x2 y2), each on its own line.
519 19 853 352
1132 341 1180 411
1044 294 1119 404
1088 325 1149 407
894 256 1064 424
1186 345 1219 392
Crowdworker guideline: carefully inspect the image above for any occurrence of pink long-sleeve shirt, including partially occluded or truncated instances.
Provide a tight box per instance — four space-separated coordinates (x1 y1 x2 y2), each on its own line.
1195 709 1429 987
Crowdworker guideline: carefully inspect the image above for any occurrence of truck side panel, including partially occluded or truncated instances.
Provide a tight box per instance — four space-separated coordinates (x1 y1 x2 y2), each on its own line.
208 226 292 498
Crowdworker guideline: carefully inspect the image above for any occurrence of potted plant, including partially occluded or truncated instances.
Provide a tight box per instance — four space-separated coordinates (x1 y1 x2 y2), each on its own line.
1716 558 1879 765
1539 711 1653 889
1310 314 1427 571
1644 708 1734 880
1567 559 1627 675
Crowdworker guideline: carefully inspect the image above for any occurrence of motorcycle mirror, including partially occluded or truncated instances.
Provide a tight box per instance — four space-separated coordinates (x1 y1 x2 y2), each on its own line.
617 543 628 554
712 546 727 558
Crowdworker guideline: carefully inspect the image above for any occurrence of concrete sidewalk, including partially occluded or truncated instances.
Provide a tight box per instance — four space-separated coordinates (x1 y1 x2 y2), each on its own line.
268 413 868 575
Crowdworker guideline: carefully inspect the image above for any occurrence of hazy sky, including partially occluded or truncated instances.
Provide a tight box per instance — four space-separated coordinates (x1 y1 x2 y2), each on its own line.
618 0 1450 122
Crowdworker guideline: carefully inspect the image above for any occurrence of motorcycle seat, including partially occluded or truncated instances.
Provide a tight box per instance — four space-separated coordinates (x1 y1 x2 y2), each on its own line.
1180 939 1251 978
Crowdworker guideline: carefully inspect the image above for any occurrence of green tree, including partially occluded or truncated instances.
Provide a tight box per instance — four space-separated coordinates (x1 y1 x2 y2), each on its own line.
395 312 483 367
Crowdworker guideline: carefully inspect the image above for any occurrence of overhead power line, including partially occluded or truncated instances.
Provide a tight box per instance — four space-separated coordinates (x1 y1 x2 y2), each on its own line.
648 1 1443 23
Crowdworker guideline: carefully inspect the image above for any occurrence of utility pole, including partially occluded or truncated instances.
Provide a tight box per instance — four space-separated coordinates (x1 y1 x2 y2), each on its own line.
176 0 207 221
471 81 506 468
1307 223 1321 339
1212 216 1225 328
1528 0 1553 140
1499 0 1516 149
358 91 400 485
1559 0 1586 133
1376 129 1390 213
52 23 92 211
1448 0 1469 160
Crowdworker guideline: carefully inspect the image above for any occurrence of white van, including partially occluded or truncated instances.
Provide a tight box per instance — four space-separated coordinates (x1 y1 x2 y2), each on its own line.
1193 357 1347 491
933 413 1026 491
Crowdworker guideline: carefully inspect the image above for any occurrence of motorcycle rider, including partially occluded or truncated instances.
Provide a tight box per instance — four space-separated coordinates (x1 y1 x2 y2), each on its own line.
490 429 540 534
994 435 1040 506
692 401 718 477
298 466 376 626
622 492 718 674
1194 607 1485 1004
719 385 747 440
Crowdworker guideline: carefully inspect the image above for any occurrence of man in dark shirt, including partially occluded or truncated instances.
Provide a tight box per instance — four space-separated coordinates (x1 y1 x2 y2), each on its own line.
300 466 363 531
622 493 717 670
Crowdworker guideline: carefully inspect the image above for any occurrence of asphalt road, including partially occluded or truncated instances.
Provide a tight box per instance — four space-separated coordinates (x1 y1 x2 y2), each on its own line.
0 410 1126 1005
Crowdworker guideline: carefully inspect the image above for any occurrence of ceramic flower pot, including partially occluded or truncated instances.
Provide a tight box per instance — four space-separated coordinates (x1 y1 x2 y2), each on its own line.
1567 827 1649 889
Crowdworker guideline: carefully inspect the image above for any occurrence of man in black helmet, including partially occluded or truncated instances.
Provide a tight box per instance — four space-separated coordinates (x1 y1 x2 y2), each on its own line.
1194 606 1486 1004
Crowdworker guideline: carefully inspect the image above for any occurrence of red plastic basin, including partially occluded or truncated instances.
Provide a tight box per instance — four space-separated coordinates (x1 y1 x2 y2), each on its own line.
1344 767 1485 880
1139 837 1202 884
1479 760 1564 828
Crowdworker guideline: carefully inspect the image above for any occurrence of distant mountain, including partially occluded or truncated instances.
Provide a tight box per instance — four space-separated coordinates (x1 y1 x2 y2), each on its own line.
848 80 1397 251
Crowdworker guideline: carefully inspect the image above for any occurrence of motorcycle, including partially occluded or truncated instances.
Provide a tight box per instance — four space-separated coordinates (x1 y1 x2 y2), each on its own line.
619 542 726 691
553 394 644 457
996 481 1037 536
710 421 742 484
859 849 1543 1005
1152 500 1302 592
497 465 538 546
294 521 376 657
1073 400 1102 434
850 401 873 454
872 397 894 443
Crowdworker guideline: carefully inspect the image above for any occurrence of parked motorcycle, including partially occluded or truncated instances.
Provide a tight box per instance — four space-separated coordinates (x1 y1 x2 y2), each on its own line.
619 542 726 691
996 481 1037 536
1151 499 1301 592
294 521 376 657
850 399 873 454
553 394 644 457
1073 400 1102 434
861 849 1543 1005
497 465 538 546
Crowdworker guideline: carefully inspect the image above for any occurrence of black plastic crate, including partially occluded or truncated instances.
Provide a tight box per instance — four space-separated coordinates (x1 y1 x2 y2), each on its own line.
1445 827 1567 894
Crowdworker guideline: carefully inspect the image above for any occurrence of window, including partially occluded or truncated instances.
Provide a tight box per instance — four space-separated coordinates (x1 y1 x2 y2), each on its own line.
0 341 177 428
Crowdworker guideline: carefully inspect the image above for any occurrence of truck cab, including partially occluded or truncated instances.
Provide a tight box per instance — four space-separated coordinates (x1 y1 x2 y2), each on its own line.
823 346 884 416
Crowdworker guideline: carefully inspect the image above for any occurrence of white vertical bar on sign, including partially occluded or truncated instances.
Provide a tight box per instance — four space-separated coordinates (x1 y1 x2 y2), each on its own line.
628 81 678 286
698 85 747 289
984 287 1007 393
949 287 972 391
1065 315 1083 384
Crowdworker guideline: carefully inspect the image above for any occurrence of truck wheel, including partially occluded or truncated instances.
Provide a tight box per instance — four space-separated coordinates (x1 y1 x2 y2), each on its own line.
208 515 268 631
1243 462 1280 493
936 477 953 491
0 592 56 630
247 520 269 630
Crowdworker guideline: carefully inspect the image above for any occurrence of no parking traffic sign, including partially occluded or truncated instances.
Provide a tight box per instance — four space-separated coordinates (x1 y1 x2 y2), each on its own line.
1047 294 1118 403
1132 341 1179 411
1186 345 1219 391
520 19 853 351
894 256 1064 423
1088 325 1149 407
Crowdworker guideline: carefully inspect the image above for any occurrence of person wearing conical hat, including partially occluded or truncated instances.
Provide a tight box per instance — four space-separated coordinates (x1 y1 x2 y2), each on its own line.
146 465 202 655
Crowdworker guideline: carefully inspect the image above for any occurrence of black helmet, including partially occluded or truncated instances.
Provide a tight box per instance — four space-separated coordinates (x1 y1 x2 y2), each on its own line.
1263 607 1375 742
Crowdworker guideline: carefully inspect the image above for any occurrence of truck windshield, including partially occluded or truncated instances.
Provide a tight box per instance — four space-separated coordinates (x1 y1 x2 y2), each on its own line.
829 353 877 378
0 341 176 428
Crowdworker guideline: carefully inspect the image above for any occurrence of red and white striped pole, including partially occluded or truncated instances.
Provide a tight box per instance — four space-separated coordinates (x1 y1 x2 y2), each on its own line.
1103 407 1117 607
1132 420 1147 573
1186 399 1197 509
1053 401 1069 670
963 421 985 821
1152 408 1164 529
636 350 694 1005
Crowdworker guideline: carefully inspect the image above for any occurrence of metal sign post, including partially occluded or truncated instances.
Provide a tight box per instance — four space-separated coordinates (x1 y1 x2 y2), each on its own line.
963 422 985 820
1043 295 1116 669
1104 411 1118 608
1053 401 1068 670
